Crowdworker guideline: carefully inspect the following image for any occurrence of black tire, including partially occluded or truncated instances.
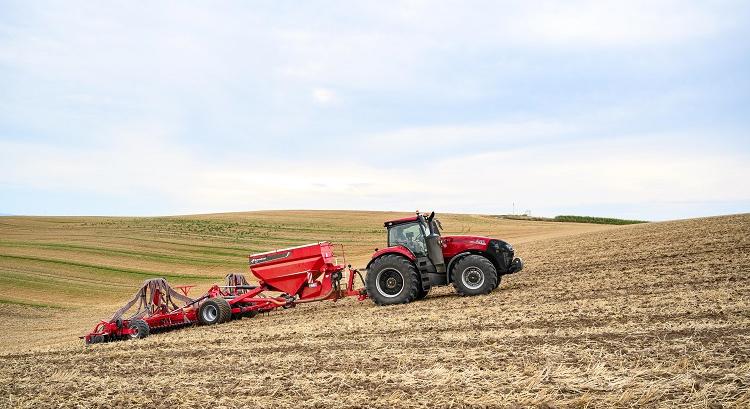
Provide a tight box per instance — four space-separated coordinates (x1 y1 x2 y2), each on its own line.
415 283 429 300
492 274 502 290
451 255 498 296
366 254 420 306
128 319 150 340
217 298 232 322
199 297 231 325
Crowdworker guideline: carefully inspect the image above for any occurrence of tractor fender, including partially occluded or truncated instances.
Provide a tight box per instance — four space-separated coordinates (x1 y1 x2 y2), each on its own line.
446 251 500 282
366 246 416 271
446 251 472 282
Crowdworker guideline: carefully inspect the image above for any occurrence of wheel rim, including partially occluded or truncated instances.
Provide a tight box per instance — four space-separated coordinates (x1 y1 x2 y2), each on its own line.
375 268 405 298
129 326 139 339
202 304 218 322
461 266 485 290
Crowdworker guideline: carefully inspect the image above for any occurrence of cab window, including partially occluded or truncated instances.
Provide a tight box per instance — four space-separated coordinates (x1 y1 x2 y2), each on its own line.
388 222 427 257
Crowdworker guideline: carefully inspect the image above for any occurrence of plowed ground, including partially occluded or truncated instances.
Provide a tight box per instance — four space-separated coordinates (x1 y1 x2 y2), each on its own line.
0 213 748 408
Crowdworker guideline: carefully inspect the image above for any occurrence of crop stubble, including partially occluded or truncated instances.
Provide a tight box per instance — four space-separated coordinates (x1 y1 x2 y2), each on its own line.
0 213 748 408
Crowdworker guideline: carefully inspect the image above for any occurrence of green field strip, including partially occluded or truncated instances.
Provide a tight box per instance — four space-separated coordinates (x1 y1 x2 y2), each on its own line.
108 230 321 247
0 272 121 298
0 254 217 281
7 223 376 245
553 215 648 225
0 265 145 289
7 233 259 256
0 297 64 309
88 218 378 234
0 272 150 300
105 235 265 254
0 240 246 267
57 231 283 251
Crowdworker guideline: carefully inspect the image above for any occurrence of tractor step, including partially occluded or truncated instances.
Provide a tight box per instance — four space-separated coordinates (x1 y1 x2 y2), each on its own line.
420 273 431 292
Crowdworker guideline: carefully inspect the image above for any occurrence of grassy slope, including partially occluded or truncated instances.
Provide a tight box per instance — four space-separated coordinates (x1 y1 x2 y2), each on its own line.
1 212 748 408
0 211 610 309
0 211 611 352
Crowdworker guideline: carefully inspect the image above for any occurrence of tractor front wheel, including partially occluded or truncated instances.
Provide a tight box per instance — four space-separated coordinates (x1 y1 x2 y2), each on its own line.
366 254 420 306
452 255 498 296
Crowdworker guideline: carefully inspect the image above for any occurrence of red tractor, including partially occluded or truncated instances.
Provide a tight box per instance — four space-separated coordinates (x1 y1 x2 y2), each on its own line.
82 212 523 343
365 211 523 305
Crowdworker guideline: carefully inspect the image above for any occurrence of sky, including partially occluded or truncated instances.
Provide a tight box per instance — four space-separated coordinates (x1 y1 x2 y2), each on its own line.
1 1 749 220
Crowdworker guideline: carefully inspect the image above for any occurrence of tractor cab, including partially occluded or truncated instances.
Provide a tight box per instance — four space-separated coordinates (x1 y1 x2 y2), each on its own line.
384 211 446 274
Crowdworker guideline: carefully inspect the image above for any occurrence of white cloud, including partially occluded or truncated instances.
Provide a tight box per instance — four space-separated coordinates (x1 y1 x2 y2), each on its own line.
1 2 748 219
312 88 336 104
2 126 748 218
362 119 577 151
503 0 725 47
432 140 750 207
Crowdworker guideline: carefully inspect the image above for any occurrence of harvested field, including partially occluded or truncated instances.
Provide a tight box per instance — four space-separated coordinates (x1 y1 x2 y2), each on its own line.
0 212 748 408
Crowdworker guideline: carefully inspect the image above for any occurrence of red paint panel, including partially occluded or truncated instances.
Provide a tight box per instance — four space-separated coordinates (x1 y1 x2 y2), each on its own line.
440 235 491 258
367 245 416 269
383 215 419 226
249 242 342 295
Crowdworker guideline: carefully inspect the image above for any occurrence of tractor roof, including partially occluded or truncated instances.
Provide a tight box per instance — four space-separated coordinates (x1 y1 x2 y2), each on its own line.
384 215 419 227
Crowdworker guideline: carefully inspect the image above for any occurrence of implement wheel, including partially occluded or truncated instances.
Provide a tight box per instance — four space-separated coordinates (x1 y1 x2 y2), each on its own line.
128 319 150 340
366 254 420 306
199 297 231 325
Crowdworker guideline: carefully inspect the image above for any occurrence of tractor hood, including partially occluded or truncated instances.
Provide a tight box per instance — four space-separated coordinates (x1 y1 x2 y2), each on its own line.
441 235 494 247
441 235 521 274
441 235 515 261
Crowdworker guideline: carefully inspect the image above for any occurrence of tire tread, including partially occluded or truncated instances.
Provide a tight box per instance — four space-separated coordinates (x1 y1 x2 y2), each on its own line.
451 255 498 296
366 254 420 306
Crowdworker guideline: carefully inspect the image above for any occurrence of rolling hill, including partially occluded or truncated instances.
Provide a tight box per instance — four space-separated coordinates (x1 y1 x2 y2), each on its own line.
0 211 747 408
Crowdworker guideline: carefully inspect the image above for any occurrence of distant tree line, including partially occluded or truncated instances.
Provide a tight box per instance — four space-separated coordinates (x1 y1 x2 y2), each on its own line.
552 215 648 225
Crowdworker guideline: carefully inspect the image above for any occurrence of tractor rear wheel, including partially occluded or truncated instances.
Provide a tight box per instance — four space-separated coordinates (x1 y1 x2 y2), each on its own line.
415 283 429 300
452 255 498 296
199 297 232 325
366 254 420 306
128 319 150 340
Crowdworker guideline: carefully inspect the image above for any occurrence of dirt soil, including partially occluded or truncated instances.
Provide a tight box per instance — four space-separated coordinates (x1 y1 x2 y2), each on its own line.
0 213 748 408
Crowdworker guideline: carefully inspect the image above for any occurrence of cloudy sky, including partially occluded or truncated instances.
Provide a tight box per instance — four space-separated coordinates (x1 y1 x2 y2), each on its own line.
1 1 748 220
